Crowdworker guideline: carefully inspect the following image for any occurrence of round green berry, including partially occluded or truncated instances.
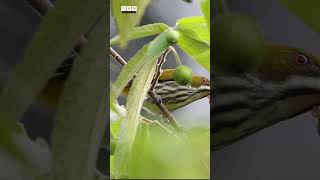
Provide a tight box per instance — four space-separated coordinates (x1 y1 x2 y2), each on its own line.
174 65 193 85
165 29 180 44
213 13 265 75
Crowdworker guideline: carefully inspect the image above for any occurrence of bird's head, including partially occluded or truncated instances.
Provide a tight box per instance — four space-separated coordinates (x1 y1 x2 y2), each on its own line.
191 75 210 87
213 43 320 150
258 43 320 81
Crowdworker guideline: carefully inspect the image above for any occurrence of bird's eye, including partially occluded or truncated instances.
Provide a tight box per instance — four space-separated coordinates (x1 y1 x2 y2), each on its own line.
202 78 209 85
293 53 309 65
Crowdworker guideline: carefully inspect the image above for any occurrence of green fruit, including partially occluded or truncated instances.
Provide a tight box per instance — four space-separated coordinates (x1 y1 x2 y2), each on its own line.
213 14 264 75
165 29 180 44
174 65 193 85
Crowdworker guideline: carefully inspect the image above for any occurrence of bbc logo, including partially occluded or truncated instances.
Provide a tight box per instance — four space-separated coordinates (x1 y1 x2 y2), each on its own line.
121 6 137 13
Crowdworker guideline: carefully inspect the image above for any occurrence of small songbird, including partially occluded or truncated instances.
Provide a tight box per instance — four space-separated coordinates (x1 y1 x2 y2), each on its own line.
120 68 210 114
124 69 210 114
38 58 210 113
213 43 320 150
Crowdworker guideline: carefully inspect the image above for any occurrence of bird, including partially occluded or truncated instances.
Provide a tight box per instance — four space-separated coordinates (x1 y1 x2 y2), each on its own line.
212 43 320 150
121 68 210 114
38 56 211 114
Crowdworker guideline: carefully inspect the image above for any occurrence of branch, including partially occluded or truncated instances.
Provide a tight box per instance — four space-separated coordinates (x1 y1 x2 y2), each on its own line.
109 47 183 132
140 117 182 142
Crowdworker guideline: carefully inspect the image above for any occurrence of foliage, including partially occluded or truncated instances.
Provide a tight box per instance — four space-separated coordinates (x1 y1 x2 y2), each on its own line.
0 0 211 179
110 0 210 178
279 0 320 33
110 102 210 179
111 0 152 48
110 23 169 45
51 15 108 180
0 0 107 179
2 0 319 179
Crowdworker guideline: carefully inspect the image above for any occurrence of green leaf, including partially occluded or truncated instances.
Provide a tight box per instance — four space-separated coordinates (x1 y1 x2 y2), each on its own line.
111 23 169 45
145 30 172 58
111 31 171 100
176 16 210 44
110 101 126 143
114 119 129 178
110 44 149 100
111 32 171 175
127 125 210 178
279 0 320 33
201 0 210 28
128 122 150 178
52 15 108 180
110 138 117 155
111 116 125 139
0 0 106 128
0 123 29 179
175 16 210 71
126 55 158 149
110 99 117 114
111 0 152 48
177 33 210 71
0 122 20 159
110 155 115 177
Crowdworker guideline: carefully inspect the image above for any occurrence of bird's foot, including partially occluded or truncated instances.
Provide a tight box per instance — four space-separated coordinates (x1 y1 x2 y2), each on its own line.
153 95 162 105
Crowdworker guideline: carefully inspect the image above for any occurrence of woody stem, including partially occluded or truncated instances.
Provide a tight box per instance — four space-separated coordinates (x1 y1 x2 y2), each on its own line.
109 47 183 132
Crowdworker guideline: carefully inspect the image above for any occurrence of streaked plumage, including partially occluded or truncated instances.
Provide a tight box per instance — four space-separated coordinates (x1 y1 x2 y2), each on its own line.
143 80 210 114
123 68 210 114
213 43 320 150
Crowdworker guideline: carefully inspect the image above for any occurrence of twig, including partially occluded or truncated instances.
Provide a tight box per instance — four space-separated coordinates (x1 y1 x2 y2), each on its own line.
140 116 182 142
140 117 172 134
109 47 127 66
109 47 183 132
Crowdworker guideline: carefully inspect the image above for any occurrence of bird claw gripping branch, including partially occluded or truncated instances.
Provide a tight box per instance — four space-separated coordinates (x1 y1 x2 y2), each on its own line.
147 47 183 129
110 47 190 132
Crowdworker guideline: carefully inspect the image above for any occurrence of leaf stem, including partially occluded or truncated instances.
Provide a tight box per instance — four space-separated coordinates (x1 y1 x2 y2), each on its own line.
168 46 182 66
140 117 182 142
109 47 127 66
